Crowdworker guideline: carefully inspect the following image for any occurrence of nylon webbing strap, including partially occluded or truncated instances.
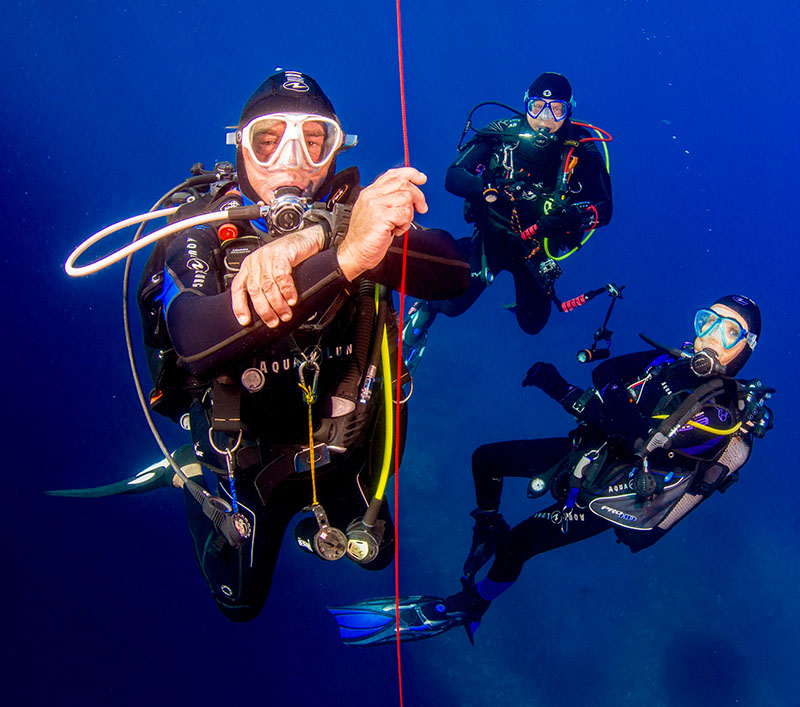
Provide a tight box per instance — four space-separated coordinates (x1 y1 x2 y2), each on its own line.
331 203 353 246
211 376 242 435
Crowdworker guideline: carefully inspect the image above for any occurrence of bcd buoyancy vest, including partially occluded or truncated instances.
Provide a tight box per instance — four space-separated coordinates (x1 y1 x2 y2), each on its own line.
587 374 747 537
536 362 750 542
137 166 406 496
465 118 579 232
137 166 362 424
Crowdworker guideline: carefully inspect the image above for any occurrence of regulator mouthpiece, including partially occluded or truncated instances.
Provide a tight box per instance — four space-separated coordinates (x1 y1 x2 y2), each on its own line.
530 126 559 149
345 517 385 564
690 348 724 378
266 186 310 234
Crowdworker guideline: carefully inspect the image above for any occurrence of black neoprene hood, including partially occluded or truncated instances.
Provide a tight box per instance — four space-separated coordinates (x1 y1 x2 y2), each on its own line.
526 72 572 103
235 70 340 203
239 70 338 126
713 294 761 339
709 294 762 375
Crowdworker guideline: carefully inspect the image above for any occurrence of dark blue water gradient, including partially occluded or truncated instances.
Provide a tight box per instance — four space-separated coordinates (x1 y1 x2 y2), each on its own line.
3 1 799 705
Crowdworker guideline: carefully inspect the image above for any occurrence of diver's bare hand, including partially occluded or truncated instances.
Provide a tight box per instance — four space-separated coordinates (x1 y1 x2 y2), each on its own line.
337 167 428 281
231 226 325 327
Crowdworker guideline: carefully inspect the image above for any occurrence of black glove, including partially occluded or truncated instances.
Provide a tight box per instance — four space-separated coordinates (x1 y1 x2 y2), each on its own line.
522 362 577 403
536 205 584 247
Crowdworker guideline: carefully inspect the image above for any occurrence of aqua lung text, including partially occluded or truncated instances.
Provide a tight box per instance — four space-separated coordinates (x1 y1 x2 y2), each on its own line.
257 344 354 376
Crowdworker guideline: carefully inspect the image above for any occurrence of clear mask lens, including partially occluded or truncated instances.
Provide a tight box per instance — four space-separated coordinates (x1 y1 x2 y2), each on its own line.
694 309 746 349
526 97 569 121
242 113 343 169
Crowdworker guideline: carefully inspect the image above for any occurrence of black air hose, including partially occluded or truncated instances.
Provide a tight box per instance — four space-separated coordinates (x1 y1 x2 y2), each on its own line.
639 377 725 455
334 279 377 404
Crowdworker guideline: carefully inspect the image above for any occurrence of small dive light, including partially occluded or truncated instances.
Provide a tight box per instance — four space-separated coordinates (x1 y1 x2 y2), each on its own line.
577 348 610 364
483 186 499 203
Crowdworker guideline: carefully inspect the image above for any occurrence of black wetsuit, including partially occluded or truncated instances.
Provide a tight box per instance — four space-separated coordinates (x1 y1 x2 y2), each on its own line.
157 168 470 621
474 351 751 585
438 117 612 334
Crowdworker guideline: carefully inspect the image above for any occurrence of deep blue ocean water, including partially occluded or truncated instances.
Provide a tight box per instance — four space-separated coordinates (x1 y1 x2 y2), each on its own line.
4 1 799 705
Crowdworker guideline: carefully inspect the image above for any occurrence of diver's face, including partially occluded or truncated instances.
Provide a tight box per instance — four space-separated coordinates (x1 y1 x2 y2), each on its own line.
240 114 338 201
693 304 749 367
250 119 329 165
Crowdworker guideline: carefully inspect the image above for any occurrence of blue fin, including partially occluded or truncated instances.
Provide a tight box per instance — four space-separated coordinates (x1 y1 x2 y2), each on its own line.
401 302 436 375
465 619 481 646
328 596 461 647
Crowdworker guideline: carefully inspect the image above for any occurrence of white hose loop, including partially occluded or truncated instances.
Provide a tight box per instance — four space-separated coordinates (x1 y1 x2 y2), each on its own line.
65 207 233 277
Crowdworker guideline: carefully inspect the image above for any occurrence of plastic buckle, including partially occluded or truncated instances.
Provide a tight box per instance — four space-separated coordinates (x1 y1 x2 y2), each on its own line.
571 389 597 415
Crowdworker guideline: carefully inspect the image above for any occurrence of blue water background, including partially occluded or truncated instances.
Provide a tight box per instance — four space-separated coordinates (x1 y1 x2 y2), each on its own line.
4 1 799 705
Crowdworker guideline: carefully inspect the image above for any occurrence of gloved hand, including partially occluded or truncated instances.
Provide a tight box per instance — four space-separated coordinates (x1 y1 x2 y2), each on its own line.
522 362 577 402
536 204 584 247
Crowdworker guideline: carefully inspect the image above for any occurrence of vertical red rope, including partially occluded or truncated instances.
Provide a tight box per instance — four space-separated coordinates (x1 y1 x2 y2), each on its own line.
394 0 410 703
396 3 410 169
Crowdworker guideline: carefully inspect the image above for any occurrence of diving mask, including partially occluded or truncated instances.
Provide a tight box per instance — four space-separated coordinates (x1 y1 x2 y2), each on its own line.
237 112 344 170
526 96 569 122
694 308 758 350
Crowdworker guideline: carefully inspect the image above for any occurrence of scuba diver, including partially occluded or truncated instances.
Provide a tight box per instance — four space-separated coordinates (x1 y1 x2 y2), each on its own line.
330 295 774 645
51 70 470 622
403 72 613 372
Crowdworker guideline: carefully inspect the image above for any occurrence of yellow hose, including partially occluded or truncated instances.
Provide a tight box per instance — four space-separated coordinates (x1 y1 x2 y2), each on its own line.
651 414 742 436
374 322 394 501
